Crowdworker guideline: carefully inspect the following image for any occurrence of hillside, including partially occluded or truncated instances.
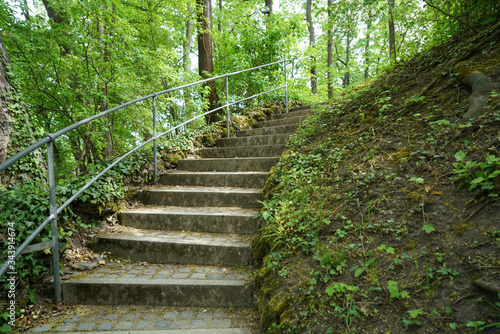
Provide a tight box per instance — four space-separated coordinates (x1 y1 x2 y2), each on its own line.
252 24 500 333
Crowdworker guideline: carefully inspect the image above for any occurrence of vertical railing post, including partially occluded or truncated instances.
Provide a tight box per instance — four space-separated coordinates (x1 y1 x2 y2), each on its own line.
284 61 289 113
152 94 157 184
225 75 230 138
47 138 61 303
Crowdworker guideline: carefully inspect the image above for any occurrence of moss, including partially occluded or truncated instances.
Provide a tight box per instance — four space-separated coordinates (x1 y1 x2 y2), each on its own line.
261 293 293 329
252 233 271 261
453 223 469 235
163 151 185 167
389 146 411 163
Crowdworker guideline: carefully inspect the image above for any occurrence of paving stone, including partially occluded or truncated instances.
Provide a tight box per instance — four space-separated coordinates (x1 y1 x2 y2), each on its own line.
154 320 173 329
101 313 120 321
142 313 159 321
96 322 114 331
191 273 206 279
51 323 75 332
31 324 52 332
171 320 191 329
179 311 196 319
213 318 232 328
191 319 211 328
114 321 133 330
76 322 97 331
135 320 154 329
123 313 142 321
161 310 179 319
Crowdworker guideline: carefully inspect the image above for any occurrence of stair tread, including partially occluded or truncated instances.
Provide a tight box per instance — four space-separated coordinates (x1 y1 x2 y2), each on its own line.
165 171 268 175
123 206 258 217
96 228 252 246
64 263 251 283
145 186 261 194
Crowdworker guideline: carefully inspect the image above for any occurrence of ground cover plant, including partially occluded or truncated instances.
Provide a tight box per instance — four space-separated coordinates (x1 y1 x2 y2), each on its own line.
253 23 500 333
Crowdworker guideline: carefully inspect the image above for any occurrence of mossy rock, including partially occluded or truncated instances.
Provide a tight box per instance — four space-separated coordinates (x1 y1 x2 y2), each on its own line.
261 293 294 329
252 233 271 261
162 151 185 167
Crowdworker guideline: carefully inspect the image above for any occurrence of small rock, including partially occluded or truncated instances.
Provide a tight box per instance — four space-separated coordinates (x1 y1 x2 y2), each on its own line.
474 275 500 293
71 262 98 271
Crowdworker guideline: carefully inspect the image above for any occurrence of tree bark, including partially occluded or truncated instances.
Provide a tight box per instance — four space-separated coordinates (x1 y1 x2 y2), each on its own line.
42 0 72 54
327 0 333 99
184 5 194 72
197 0 220 124
0 34 13 165
265 0 273 16
388 0 396 62
306 0 317 95
364 21 372 80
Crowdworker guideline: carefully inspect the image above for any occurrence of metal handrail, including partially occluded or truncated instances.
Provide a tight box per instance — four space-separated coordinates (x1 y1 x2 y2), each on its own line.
0 59 294 302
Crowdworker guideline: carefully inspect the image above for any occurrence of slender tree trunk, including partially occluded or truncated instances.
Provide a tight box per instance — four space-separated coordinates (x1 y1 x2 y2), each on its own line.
364 21 371 80
218 0 222 32
344 34 350 88
197 0 220 124
306 0 317 95
327 0 333 99
184 5 194 72
265 0 273 15
388 0 396 62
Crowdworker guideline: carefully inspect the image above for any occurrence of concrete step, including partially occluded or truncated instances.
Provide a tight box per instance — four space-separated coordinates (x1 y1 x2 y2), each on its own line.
142 186 262 208
90 230 253 267
216 133 291 147
177 157 279 172
198 144 285 158
119 206 258 235
62 263 252 308
31 303 257 333
236 123 298 137
253 115 308 128
160 171 268 188
271 108 312 120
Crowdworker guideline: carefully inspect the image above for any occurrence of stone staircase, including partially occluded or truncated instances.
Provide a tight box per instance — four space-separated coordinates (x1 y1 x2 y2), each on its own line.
60 105 313 332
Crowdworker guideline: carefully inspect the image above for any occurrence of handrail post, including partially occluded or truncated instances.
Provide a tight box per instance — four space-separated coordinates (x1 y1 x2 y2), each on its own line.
225 75 230 138
152 94 157 184
284 61 289 113
47 138 61 303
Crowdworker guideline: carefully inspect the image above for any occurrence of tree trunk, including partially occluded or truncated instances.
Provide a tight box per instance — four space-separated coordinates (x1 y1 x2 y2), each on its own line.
344 34 350 88
327 0 333 99
364 21 372 80
0 34 46 185
306 0 317 95
197 0 220 124
42 0 72 54
184 4 194 72
388 0 396 62
265 0 273 15
218 0 222 32
0 35 13 165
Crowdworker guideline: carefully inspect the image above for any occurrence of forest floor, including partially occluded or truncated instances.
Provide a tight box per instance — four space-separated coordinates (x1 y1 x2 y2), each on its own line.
251 24 500 333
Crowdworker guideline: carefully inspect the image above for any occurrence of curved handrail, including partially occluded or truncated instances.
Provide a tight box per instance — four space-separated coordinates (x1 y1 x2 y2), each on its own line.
0 59 294 302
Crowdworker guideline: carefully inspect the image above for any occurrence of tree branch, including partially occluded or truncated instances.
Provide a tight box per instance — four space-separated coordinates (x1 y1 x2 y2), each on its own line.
422 0 478 33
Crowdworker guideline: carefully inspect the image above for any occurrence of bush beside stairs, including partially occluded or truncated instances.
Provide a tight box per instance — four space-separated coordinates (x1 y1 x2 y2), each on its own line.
61 105 314 332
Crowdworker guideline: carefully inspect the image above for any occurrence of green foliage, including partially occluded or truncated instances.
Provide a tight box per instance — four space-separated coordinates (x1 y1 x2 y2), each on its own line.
453 151 500 195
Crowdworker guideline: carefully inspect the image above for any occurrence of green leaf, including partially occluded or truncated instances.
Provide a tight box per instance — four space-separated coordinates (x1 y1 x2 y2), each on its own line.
449 322 457 329
455 151 466 162
408 177 424 184
400 290 411 299
422 224 436 234
354 267 365 278
408 309 423 319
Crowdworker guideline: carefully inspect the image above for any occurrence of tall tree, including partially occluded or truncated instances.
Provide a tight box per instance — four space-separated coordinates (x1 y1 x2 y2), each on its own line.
265 0 273 15
0 34 13 166
388 0 396 62
306 0 317 94
197 0 220 123
327 0 333 99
